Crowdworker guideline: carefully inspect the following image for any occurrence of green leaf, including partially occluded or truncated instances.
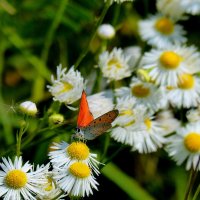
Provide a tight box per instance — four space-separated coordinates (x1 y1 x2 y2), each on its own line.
101 162 155 200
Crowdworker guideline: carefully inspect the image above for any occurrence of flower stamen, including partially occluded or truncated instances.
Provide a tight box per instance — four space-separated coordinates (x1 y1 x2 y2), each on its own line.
69 162 90 178
5 169 27 189
67 142 90 160
178 74 195 89
184 132 200 152
155 17 174 35
132 84 150 98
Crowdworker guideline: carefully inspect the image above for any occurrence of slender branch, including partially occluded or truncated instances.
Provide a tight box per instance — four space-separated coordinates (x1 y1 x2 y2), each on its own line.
74 1 111 69
41 0 69 63
192 183 200 200
16 125 28 157
184 157 200 200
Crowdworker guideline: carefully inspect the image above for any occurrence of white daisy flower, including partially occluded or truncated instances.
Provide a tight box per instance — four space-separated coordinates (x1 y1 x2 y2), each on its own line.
138 14 187 48
156 110 180 134
167 74 200 108
156 0 185 20
130 110 168 153
49 141 100 175
0 156 49 200
181 0 200 15
111 97 146 146
47 64 86 104
115 77 166 112
98 48 132 82
123 46 141 68
97 24 115 40
140 45 200 87
87 90 114 118
186 107 200 123
53 161 99 197
36 173 66 200
165 122 200 170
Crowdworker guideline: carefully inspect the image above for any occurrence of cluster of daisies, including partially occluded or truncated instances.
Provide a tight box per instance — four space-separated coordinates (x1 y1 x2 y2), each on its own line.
2 0 200 199
0 141 101 199
47 0 200 172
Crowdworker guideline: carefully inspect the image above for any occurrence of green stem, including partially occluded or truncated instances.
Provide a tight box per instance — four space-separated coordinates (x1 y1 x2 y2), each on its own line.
100 145 126 170
184 157 200 200
16 125 27 157
192 184 200 200
100 133 111 163
41 0 69 63
112 4 121 26
74 1 111 69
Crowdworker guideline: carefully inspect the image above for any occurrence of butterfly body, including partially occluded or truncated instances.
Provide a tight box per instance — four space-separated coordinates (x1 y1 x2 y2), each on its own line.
74 91 119 140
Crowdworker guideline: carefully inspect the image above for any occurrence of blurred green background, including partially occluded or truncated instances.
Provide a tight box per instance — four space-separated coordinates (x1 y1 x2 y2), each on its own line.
1 0 200 199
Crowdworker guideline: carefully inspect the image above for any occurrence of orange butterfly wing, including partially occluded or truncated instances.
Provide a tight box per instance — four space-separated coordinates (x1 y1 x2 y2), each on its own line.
77 90 94 127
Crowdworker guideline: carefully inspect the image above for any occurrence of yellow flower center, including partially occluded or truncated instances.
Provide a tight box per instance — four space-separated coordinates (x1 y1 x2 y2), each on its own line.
67 142 89 160
107 58 123 69
5 169 27 189
184 132 200 152
137 69 151 82
159 51 182 70
144 118 152 130
61 82 73 93
69 162 90 178
124 120 135 127
119 109 134 116
166 85 175 90
178 74 195 89
44 177 54 191
155 17 174 35
131 84 150 98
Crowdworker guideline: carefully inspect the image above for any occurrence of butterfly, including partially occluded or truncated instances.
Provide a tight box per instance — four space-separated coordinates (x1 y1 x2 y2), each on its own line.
73 90 119 140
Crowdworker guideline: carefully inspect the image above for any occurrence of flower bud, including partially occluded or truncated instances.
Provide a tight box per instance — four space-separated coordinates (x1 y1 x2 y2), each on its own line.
19 101 37 116
49 113 64 125
97 24 115 40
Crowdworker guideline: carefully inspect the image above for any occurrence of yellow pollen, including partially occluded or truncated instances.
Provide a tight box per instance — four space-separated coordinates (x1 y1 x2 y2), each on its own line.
184 132 200 152
155 17 174 35
178 74 195 89
131 84 150 98
124 120 135 127
160 51 182 70
69 162 90 178
166 85 175 90
44 177 54 191
5 169 27 189
137 69 151 82
67 142 89 160
119 109 134 116
60 82 73 93
107 58 123 69
144 118 152 130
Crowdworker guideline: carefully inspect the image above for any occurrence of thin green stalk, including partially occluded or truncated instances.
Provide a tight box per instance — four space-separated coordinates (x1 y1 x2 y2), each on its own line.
100 145 126 170
16 125 27 157
100 133 111 163
184 157 200 200
0 122 70 157
112 4 121 26
192 184 200 200
41 0 69 63
74 1 111 69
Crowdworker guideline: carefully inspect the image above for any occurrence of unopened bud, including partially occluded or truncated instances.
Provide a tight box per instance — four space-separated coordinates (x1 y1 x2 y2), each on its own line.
19 101 37 116
49 113 64 125
97 24 115 40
